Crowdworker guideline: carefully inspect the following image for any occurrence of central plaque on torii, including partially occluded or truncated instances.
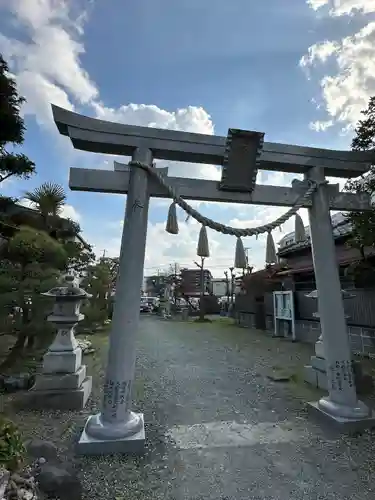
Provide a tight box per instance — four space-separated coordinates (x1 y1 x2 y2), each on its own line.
220 128 264 193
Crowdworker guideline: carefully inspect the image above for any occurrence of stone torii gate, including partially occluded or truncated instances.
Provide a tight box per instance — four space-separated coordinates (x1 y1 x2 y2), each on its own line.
52 105 375 455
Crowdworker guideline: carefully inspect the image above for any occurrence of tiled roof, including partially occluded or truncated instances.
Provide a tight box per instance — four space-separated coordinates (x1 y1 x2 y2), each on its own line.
278 212 352 255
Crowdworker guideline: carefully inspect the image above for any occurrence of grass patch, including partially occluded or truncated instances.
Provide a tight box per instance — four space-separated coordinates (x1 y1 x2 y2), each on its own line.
89 330 110 348
194 317 212 323
211 317 235 326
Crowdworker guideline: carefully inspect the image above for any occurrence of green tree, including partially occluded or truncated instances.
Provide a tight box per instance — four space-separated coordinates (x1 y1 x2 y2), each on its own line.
64 239 96 275
344 96 375 287
0 55 35 185
345 96 375 254
80 257 117 327
0 226 67 370
24 182 66 233
23 181 95 273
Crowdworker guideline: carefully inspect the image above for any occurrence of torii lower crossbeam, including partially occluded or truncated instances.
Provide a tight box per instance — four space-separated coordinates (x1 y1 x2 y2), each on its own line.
69 166 370 211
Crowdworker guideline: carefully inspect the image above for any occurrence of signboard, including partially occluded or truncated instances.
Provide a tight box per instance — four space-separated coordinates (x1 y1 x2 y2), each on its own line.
273 290 296 341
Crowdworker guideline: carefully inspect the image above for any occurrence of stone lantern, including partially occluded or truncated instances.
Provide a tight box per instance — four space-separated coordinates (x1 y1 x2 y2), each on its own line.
27 274 93 410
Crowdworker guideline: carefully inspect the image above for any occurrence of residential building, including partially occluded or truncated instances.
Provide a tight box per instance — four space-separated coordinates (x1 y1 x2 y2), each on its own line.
211 278 228 297
276 212 375 290
236 213 375 355
180 268 212 297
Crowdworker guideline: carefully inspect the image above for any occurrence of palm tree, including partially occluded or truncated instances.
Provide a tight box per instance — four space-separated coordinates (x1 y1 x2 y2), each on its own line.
24 182 66 233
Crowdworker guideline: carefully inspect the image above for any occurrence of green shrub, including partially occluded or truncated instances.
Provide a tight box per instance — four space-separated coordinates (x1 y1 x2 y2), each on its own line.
81 301 108 327
0 417 25 471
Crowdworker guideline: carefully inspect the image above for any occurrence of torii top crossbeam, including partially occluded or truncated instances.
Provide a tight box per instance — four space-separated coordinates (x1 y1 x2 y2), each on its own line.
52 105 374 178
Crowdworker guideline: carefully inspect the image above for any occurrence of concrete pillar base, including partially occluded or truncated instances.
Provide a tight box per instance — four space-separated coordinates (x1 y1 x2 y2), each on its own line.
76 412 145 455
318 396 370 419
307 400 375 433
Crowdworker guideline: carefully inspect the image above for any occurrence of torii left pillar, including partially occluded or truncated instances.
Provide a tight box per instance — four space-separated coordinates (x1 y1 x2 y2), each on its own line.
77 148 152 454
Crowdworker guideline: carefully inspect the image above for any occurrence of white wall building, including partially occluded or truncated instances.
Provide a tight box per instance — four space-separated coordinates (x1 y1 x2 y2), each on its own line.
211 279 228 297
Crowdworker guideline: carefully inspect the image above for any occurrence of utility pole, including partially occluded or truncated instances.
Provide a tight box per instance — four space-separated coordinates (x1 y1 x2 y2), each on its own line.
244 247 250 266
229 267 235 302
223 270 230 315
194 257 206 321
244 247 251 276
173 262 179 305
229 267 236 317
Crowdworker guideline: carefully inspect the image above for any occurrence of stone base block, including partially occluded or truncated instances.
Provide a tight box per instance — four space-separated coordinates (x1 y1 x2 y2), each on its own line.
42 348 82 374
311 356 327 372
33 365 86 391
304 365 318 388
317 370 328 391
307 401 375 433
315 341 325 359
304 364 328 390
25 376 92 410
76 413 145 456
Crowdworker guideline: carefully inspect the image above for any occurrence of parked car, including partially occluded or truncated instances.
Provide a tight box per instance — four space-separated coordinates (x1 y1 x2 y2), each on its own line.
147 297 160 312
140 297 152 313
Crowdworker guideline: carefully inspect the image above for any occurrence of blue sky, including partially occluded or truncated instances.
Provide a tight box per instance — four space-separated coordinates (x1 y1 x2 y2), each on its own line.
0 0 374 276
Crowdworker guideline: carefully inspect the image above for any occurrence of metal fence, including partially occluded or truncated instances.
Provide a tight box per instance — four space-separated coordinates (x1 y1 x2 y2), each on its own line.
294 288 375 328
237 287 375 328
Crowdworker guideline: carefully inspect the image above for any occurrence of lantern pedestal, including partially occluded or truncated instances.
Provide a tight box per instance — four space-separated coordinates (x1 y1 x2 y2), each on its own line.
25 276 93 411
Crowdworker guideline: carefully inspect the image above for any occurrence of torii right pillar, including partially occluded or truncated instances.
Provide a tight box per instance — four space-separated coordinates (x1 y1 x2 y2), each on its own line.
306 166 375 431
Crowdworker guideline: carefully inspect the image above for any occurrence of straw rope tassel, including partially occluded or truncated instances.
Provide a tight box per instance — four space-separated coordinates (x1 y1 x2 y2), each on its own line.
265 231 277 264
165 201 179 235
234 237 247 269
294 213 306 242
197 225 210 257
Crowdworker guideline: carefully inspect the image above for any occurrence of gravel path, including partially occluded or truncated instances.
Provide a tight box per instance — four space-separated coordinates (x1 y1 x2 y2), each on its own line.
5 317 375 499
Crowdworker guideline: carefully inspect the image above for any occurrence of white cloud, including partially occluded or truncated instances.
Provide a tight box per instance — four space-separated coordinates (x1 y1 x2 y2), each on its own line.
303 1 375 129
60 203 81 221
0 0 310 276
308 0 375 16
309 119 334 131
0 0 96 125
300 40 339 67
307 0 330 10
92 101 219 180
1 1 220 179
